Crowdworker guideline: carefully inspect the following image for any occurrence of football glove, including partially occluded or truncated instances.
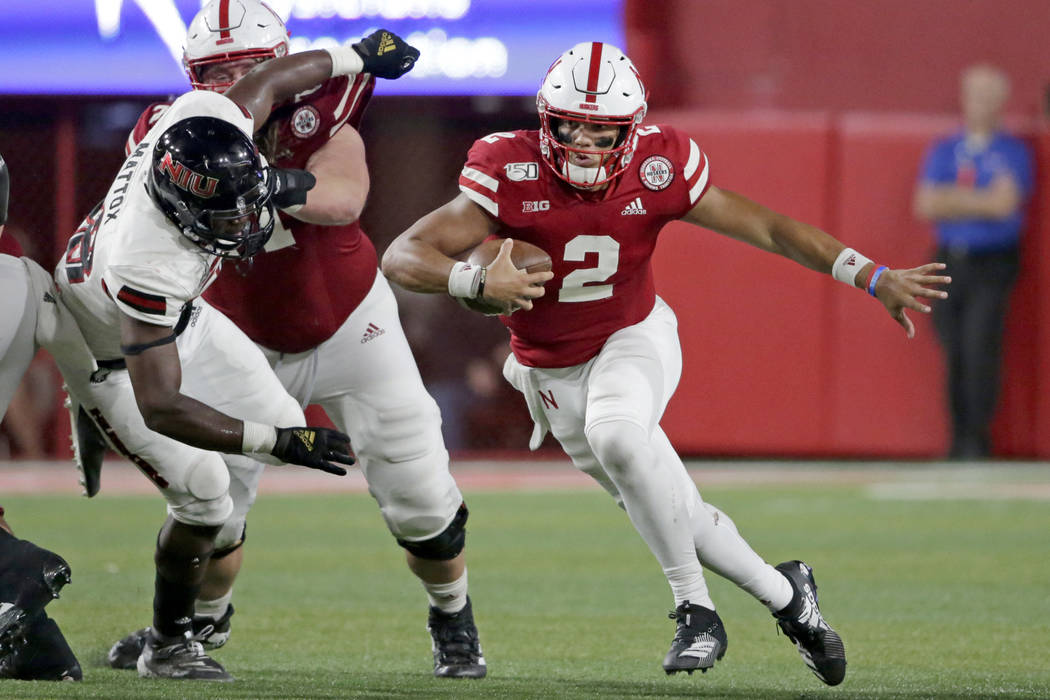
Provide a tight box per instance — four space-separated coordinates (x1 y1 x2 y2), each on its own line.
269 168 316 211
351 30 420 79
271 427 354 476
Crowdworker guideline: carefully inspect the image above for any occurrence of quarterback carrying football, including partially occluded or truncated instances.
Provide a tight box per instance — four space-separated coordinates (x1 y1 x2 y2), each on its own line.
383 42 951 686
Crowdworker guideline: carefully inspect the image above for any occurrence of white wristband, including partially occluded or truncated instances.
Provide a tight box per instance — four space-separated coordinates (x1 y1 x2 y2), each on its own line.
831 247 874 287
448 261 484 298
281 202 304 215
325 45 365 78
242 420 277 454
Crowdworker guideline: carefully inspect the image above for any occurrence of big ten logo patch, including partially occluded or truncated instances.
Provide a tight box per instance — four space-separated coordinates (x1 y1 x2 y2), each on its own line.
522 200 550 213
639 155 674 191
292 105 320 138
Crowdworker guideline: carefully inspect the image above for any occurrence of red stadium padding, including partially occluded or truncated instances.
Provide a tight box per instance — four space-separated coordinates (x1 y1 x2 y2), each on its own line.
650 110 1045 458
651 112 835 455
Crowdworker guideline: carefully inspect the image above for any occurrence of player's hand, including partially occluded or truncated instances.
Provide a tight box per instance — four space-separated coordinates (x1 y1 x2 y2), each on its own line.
269 168 316 210
481 239 554 316
270 427 354 476
872 262 950 339
351 30 420 79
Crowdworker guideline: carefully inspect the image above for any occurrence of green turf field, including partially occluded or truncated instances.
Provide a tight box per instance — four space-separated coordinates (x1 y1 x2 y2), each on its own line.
2 469 1049 698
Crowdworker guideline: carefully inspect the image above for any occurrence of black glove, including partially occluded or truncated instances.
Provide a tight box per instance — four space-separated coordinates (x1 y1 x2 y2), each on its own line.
351 29 420 79
271 427 355 476
269 168 316 210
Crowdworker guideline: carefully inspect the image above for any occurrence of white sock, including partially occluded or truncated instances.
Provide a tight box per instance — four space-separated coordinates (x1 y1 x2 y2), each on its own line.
423 570 468 613
195 589 233 620
664 563 714 609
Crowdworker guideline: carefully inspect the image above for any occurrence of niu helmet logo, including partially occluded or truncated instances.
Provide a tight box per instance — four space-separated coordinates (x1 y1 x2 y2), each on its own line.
158 151 219 198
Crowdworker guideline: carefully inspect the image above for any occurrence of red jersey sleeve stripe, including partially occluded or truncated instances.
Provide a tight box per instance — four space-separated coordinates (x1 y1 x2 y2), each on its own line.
117 286 167 315
685 143 711 205
458 180 499 216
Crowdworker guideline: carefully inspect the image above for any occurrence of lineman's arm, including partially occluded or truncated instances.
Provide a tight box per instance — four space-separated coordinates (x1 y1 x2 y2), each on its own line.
683 185 950 338
120 314 244 453
285 126 369 225
227 30 418 132
913 173 1021 221
382 193 553 312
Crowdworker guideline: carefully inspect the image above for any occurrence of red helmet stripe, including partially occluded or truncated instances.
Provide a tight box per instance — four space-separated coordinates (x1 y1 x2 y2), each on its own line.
584 42 603 102
217 0 233 45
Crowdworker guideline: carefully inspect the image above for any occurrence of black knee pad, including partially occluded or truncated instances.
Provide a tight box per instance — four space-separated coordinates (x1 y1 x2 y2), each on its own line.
212 523 246 561
397 503 468 561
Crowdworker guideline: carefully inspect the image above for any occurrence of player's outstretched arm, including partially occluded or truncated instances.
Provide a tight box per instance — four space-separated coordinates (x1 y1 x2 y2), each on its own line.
120 315 350 474
226 29 419 132
383 193 552 311
682 185 950 338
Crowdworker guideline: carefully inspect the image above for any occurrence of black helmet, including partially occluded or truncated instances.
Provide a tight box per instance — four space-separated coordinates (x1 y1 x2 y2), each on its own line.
148 116 274 258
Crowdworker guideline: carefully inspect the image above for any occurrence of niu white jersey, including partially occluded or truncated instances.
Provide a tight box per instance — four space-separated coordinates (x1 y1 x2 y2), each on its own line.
56 91 254 361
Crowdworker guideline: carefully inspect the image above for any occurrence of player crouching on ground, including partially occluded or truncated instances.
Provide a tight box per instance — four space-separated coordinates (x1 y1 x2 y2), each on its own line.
383 42 951 686
0 506 80 681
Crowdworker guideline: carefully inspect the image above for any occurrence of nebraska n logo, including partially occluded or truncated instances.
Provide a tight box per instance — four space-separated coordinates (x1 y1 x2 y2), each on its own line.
538 389 558 410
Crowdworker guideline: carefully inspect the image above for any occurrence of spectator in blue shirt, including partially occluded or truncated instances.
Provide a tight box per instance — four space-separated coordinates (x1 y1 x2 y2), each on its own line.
914 64 1034 459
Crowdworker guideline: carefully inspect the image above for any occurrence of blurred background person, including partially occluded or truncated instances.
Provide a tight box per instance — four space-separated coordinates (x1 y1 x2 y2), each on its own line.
913 64 1034 460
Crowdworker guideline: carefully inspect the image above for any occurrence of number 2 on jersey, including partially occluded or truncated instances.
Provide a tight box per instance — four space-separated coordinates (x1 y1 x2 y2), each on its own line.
558 235 620 303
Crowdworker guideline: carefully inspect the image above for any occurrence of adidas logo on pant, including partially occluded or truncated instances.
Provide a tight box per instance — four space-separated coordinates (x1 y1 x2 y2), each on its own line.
360 323 385 343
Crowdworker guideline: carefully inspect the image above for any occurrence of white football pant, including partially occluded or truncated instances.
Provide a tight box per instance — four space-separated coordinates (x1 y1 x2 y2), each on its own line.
504 297 791 609
253 272 463 542
64 301 304 529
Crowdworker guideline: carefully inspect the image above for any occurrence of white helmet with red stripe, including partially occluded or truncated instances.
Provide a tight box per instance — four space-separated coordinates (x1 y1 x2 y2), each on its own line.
183 0 290 92
537 42 647 188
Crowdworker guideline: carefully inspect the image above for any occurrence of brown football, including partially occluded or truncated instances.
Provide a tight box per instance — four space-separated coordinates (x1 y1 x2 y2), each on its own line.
457 238 553 315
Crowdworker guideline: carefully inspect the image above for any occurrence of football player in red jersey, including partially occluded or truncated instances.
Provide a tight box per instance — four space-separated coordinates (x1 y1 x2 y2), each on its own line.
384 42 951 686
106 1 487 679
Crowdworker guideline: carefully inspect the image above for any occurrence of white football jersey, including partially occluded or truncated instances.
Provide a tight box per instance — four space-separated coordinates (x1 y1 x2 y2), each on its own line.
56 91 255 361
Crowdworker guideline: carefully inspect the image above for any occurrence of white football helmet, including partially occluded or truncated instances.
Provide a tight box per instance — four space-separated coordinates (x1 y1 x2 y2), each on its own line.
183 0 290 92
536 42 647 188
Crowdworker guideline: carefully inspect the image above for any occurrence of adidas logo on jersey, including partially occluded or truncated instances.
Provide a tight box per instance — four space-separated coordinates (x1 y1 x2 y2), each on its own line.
360 322 386 344
621 197 647 215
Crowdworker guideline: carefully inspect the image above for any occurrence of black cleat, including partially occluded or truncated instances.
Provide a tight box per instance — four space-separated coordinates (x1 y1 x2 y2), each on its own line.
66 395 109 498
774 560 847 686
662 601 728 674
427 597 486 678
0 611 82 681
137 631 233 682
0 534 80 681
0 605 28 654
108 604 234 670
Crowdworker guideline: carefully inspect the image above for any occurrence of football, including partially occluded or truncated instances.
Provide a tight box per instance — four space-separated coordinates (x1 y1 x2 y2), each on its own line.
457 238 553 315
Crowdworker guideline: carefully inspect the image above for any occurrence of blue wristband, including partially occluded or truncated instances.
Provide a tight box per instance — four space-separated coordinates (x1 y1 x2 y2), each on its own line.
867 265 888 297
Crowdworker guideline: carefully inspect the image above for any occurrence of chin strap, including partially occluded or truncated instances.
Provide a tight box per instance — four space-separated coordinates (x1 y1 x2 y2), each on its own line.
563 161 608 188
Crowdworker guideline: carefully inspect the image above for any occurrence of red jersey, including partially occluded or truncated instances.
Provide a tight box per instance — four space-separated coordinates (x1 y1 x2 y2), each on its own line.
458 126 710 368
0 234 22 257
125 74 377 353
